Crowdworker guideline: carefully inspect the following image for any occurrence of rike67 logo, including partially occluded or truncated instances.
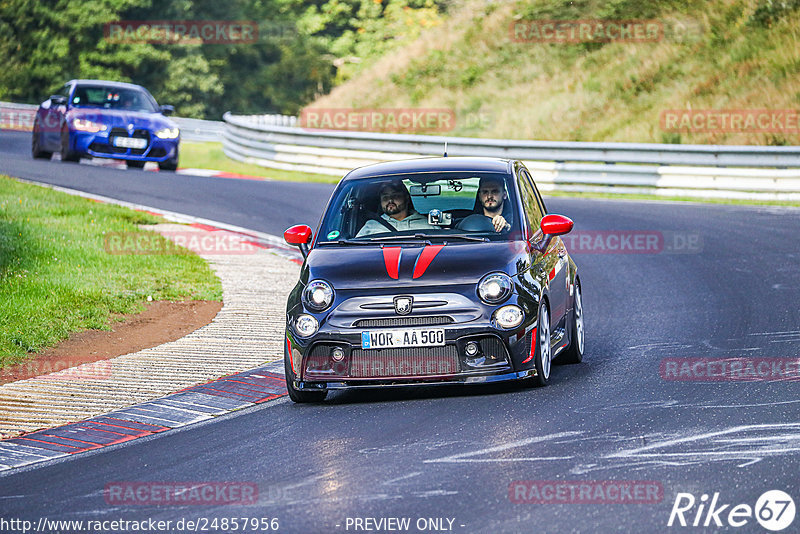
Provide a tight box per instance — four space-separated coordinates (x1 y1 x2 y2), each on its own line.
668 490 795 531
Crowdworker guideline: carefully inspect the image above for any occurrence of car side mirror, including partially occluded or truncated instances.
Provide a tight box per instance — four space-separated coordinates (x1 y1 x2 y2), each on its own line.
160 105 175 116
533 214 573 253
284 225 313 258
49 95 67 106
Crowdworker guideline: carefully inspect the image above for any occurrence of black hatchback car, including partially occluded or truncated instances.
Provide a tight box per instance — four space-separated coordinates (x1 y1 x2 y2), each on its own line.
283 157 584 402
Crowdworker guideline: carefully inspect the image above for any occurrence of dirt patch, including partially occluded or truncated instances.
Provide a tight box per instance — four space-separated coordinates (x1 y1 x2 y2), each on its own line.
0 300 222 384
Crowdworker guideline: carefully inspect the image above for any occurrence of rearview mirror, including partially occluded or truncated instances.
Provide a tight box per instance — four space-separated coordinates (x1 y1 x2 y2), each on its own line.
533 214 573 252
284 225 313 258
49 95 67 106
160 104 175 116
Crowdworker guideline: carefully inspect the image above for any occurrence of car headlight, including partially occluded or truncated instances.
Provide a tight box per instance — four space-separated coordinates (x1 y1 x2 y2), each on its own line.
494 305 524 329
155 127 180 139
302 280 335 312
294 314 319 338
478 272 513 304
72 118 107 132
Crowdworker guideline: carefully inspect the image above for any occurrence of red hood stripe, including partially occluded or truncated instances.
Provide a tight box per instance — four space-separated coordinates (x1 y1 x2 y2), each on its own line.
413 245 445 279
383 247 402 279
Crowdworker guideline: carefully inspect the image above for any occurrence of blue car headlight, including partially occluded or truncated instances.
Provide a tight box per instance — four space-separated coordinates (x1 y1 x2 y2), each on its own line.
71 118 107 133
155 127 180 139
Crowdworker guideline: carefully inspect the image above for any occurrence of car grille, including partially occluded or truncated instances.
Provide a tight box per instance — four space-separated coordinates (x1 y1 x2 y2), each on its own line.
350 346 460 377
353 316 453 328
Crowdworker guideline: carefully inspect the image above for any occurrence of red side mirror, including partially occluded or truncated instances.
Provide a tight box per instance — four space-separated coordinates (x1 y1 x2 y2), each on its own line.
284 225 312 246
540 214 574 236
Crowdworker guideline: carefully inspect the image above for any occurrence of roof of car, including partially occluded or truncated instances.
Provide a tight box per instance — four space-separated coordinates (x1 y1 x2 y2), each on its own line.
342 157 513 181
69 79 145 90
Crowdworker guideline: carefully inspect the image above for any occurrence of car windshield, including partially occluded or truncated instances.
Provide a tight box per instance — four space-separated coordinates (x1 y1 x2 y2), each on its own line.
317 171 522 244
71 86 159 113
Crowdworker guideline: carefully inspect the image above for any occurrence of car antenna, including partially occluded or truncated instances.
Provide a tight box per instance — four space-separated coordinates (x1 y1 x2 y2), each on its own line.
443 142 448 157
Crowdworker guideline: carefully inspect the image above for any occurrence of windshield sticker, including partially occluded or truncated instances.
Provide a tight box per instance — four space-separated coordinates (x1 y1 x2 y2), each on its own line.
327 230 340 240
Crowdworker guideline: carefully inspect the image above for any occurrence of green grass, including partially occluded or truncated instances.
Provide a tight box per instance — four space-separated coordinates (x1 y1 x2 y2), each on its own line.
180 141 340 184
0 176 222 367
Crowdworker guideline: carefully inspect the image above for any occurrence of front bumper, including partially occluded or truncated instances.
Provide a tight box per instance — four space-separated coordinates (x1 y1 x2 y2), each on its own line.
287 318 538 390
293 369 538 392
72 130 179 162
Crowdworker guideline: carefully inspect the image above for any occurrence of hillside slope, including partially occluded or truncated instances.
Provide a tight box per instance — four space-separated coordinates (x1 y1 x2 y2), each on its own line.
307 0 800 145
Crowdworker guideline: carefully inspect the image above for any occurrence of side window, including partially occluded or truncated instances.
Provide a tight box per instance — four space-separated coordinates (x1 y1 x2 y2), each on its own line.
517 169 544 229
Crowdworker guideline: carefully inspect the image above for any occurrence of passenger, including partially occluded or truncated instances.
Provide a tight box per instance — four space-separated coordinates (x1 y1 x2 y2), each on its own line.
357 181 436 237
477 176 512 232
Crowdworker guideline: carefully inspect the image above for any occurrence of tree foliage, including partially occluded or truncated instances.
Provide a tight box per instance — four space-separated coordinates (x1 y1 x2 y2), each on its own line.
0 0 447 117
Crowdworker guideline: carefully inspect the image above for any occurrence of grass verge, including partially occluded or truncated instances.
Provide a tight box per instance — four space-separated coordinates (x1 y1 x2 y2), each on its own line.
180 141 339 183
0 175 222 367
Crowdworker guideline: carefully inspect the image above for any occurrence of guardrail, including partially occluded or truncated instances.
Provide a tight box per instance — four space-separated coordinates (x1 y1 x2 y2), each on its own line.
0 101 224 142
223 112 800 201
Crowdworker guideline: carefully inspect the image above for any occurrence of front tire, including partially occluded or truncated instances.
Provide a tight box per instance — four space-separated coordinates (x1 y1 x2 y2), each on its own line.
529 300 552 387
284 341 327 403
158 156 178 171
31 122 52 159
59 127 79 162
560 281 584 364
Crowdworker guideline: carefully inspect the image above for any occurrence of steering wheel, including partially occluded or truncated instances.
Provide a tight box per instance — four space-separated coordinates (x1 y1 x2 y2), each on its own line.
456 214 495 232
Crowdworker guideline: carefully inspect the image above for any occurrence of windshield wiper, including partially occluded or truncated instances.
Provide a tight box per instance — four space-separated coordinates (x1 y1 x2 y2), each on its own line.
317 239 379 246
442 234 490 242
369 233 489 243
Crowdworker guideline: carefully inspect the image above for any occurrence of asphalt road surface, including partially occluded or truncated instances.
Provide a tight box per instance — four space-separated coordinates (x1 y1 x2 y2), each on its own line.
1 130 799 533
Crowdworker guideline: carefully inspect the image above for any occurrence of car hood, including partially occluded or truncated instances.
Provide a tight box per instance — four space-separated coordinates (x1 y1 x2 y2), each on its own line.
68 108 177 130
304 241 530 289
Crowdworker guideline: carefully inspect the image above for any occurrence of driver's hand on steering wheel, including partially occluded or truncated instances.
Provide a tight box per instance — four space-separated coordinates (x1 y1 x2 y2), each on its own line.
491 215 511 232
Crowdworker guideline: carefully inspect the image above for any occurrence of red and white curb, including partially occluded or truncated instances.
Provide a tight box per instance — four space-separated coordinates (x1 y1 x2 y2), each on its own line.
0 362 287 472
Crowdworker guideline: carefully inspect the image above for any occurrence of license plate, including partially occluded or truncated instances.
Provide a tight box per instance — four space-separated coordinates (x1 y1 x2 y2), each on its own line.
361 328 445 349
112 136 147 149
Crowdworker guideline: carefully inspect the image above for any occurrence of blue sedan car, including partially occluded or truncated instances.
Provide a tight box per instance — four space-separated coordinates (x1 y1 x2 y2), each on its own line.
32 79 180 170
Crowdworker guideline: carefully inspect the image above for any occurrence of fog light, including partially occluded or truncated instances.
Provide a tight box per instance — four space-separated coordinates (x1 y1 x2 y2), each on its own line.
494 305 524 329
465 341 479 357
294 314 319 338
332 347 345 362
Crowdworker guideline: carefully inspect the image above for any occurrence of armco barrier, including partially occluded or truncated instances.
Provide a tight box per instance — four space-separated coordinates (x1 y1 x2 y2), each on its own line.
222 112 800 200
0 101 224 142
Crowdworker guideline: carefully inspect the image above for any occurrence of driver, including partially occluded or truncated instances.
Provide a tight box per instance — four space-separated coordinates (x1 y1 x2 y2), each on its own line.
357 181 437 237
477 176 512 232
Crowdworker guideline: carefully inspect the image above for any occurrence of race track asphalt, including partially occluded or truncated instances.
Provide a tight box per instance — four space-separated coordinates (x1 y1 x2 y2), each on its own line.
1 130 799 533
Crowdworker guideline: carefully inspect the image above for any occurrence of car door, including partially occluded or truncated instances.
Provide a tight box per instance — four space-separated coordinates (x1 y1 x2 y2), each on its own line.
517 165 569 329
42 83 71 149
